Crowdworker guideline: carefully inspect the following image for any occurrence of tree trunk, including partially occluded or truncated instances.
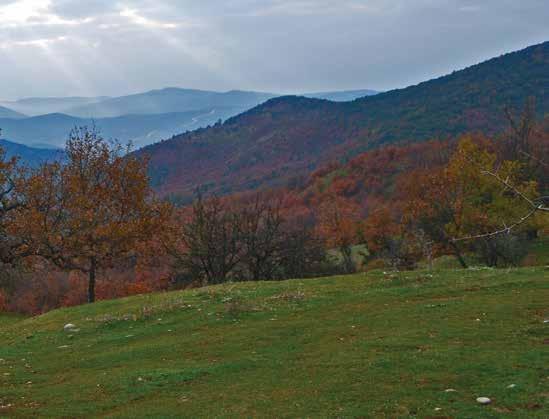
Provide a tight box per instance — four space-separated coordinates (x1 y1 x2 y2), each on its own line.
341 246 355 274
450 242 468 269
88 257 97 303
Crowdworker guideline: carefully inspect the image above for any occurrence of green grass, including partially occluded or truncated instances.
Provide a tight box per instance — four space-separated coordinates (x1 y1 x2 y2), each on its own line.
0 313 25 328
1 267 548 418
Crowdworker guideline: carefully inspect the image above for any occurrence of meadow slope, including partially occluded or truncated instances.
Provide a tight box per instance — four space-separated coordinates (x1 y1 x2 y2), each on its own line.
1 267 548 418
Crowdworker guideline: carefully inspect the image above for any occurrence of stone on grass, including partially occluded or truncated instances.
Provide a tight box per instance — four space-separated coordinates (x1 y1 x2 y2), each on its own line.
507 384 517 389
445 388 457 392
63 324 78 332
476 397 492 405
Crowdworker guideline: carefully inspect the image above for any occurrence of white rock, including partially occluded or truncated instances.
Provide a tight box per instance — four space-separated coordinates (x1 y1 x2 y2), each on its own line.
445 388 457 392
476 397 492 405
63 323 77 332
507 384 517 389
434 407 442 411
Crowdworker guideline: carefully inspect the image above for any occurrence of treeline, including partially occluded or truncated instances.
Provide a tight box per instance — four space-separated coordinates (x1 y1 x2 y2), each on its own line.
0 104 547 314
162 193 331 286
0 128 342 313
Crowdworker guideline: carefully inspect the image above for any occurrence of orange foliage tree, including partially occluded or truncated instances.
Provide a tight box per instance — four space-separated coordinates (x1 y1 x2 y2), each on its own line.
315 195 362 273
0 136 25 264
399 136 540 267
12 127 167 303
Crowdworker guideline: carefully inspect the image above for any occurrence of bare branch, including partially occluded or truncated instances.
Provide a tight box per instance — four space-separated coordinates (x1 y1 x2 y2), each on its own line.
481 169 548 212
452 206 539 242
452 165 547 242
520 150 549 168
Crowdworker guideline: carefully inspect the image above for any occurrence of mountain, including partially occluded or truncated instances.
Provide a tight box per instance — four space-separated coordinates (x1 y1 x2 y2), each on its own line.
303 89 378 101
0 139 64 167
0 88 380 148
2 89 379 119
0 105 26 119
0 107 248 149
0 97 109 117
138 41 548 201
64 88 277 118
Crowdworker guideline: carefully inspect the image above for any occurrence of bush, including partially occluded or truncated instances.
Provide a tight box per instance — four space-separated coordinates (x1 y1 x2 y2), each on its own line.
474 234 529 267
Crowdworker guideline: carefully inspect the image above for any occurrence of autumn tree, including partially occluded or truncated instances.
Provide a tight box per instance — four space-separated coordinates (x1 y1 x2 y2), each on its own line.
0 134 25 265
13 127 162 303
363 206 420 270
399 165 469 268
401 136 540 267
315 196 362 273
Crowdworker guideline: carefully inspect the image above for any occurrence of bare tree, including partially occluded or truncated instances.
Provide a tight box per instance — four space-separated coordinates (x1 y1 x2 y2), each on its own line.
171 193 243 285
168 192 330 286
239 195 285 281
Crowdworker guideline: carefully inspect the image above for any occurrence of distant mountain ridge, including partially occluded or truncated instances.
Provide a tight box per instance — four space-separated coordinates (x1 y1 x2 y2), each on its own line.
64 88 278 118
0 106 26 119
0 97 109 117
1 88 380 120
0 108 244 148
0 139 64 167
138 41 548 201
0 88 379 148
303 89 378 101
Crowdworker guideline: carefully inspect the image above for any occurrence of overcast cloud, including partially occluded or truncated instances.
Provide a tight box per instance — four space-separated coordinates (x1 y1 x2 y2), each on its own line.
0 0 547 99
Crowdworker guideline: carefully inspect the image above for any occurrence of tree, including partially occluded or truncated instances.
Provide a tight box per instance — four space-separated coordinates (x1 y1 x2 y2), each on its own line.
449 103 548 247
168 193 243 286
315 196 362 274
0 134 25 265
13 127 162 303
276 226 328 279
401 136 541 267
238 195 286 281
166 191 330 286
399 165 470 268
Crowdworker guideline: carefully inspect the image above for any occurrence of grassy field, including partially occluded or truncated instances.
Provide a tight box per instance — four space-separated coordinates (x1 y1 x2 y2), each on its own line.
1 267 548 418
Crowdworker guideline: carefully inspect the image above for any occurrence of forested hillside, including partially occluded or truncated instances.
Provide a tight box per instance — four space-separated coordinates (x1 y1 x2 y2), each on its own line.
141 42 548 201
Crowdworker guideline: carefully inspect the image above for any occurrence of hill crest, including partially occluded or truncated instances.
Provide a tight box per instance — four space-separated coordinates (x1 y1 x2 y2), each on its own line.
140 41 548 201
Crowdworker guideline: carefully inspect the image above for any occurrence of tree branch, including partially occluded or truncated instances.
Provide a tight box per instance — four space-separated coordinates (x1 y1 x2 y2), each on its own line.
452 206 539 242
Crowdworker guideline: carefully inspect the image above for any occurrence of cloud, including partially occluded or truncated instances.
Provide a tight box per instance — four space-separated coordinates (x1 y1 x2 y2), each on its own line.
0 0 547 99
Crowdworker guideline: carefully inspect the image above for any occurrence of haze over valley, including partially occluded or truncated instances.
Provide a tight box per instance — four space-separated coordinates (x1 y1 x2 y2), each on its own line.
0 88 378 149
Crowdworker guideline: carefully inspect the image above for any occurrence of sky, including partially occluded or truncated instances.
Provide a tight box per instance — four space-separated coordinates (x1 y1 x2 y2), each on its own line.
0 0 548 100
